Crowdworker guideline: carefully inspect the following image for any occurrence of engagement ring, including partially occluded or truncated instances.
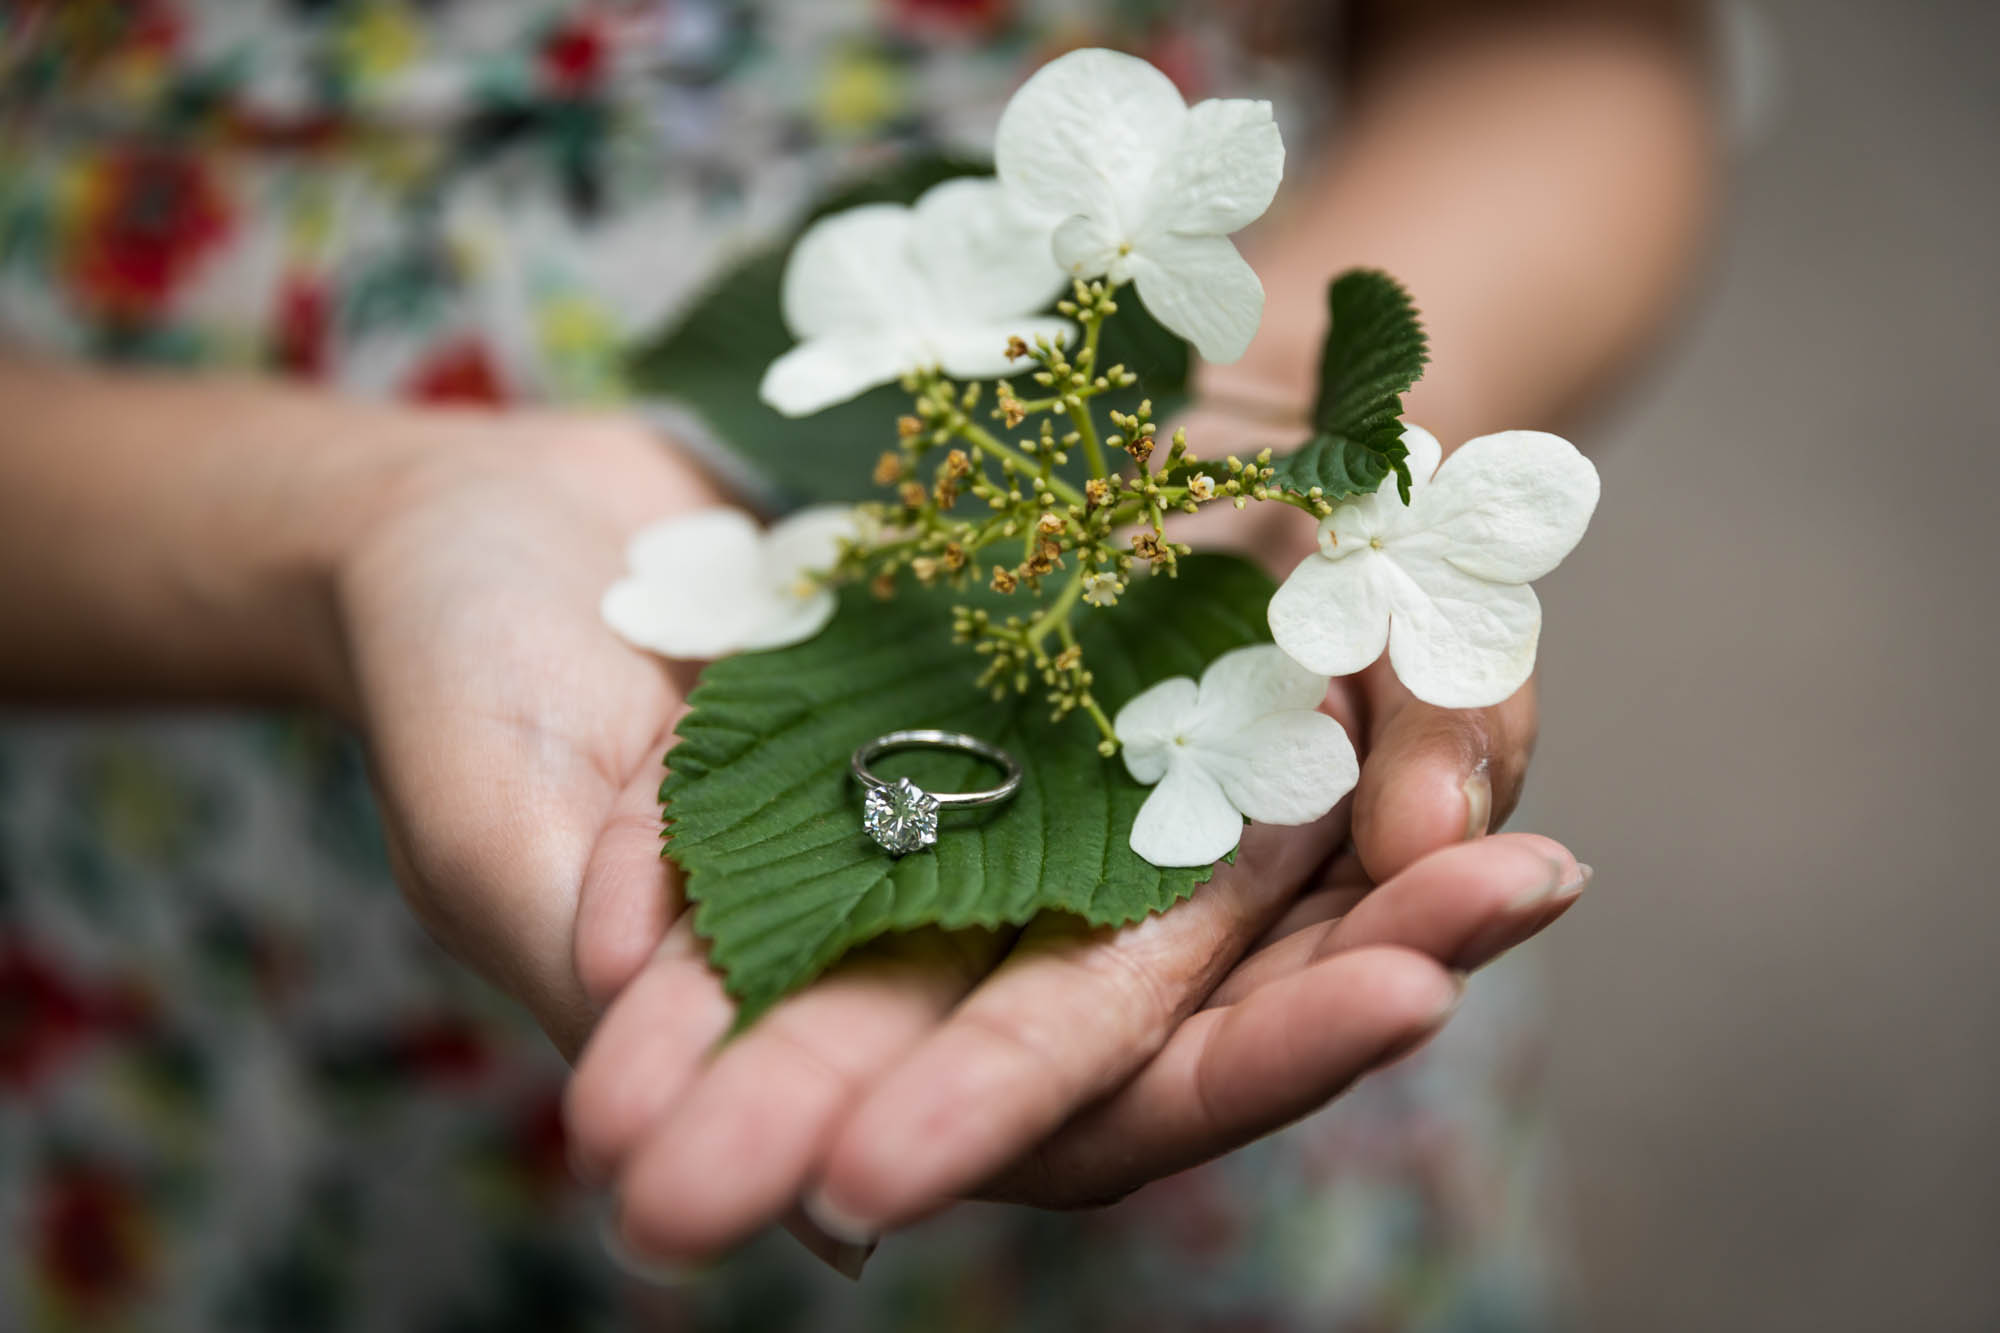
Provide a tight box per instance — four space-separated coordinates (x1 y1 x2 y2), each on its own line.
850 729 1022 856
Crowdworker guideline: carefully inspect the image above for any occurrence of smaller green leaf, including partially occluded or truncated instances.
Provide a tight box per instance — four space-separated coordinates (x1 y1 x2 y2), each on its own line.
1264 431 1398 502
1266 269 1429 505
1312 269 1428 445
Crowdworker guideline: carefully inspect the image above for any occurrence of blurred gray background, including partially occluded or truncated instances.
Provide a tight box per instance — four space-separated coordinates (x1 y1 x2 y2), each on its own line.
1514 2 1999 1328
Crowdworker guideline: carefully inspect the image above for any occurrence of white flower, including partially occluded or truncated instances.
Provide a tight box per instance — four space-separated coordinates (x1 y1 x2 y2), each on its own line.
1267 424 1600 709
1081 571 1121 607
1114 645 1358 867
758 177 1071 416
601 505 855 659
994 47 1284 364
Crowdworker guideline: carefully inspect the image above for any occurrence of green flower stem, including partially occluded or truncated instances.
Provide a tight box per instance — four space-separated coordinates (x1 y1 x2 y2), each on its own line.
956 420 1086 508
1057 616 1118 746
1069 311 1109 478
1263 488 1324 516
1068 400 1106 479
1082 696 1117 746
1007 395 1065 415
1027 559 1087 643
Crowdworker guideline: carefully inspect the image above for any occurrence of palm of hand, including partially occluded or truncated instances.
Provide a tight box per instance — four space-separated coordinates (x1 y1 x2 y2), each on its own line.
336 417 707 1055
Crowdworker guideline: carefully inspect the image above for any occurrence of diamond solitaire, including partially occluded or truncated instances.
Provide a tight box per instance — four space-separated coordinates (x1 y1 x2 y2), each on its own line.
849 729 1022 857
862 777 941 855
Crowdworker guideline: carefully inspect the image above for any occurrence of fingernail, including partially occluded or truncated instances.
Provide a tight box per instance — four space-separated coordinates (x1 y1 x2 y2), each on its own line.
1558 862 1594 903
1508 857 1591 915
1454 859 1593 970
1462 766 1492 841
827 1239 878 1282
598 1215 713 1286
1435 971 1468 1024
802 1188 878 1249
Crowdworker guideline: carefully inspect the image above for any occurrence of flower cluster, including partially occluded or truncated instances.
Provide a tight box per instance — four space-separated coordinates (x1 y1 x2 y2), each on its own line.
604 48 1599 868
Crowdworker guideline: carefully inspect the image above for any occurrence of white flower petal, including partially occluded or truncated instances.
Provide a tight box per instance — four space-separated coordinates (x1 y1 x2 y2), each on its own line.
626 507 762 576
1199 710 1358 827
763 504 857 581
1142 98 1284 237
1128 756 1246 867
1268 546 1393 679
606 506 848 659
778 204 923 339
1416 430 1600 583
737 586 838 652
994 48 1186 228
764 500 852 568
1125 231 1264 363
1051 213 1124 281
911 177 1065 321
758 333 920 416
1189 644 1327 736
1114 674 1201 785
601 571 771 660
1402 421 1445 489
736 506 856 651
1382 556 1543 709
929 316 1075 382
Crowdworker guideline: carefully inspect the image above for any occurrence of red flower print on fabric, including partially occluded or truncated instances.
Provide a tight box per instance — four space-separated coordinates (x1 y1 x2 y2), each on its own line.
406 338 509 405
540 11 609 96
0 943 146 1093
62 146 231 323
32 1160 157 1319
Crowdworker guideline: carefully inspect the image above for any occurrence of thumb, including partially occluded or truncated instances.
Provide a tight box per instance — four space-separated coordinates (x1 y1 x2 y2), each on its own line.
1350 660 1539 883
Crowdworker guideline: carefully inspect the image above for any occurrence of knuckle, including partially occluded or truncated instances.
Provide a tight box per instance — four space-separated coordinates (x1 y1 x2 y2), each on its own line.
1067 938 1184 1054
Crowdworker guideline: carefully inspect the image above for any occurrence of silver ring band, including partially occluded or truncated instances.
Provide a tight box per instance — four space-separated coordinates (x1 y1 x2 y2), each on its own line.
850 729 1022 807
851 730 1021 856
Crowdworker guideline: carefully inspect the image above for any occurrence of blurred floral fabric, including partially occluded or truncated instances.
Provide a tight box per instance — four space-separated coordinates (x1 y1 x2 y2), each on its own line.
0 3 1561 1330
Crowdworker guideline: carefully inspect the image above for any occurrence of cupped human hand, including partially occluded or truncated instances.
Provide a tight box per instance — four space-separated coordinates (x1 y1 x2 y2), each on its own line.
328 397 1571 1276
562 402 1570 1271
330 409 724 1058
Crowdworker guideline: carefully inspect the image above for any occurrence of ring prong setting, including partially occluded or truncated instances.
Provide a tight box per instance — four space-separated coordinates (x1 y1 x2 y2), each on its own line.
862 777 940 856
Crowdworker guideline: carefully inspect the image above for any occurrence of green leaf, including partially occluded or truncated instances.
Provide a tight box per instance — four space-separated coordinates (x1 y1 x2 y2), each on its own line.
661 554 1276 1024
1266 269 1429 505
623 154 1189 507
1310 270 1429 442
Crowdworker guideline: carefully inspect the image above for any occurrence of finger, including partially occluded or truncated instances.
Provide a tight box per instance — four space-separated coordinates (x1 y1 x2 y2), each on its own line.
1245 848 1371 948
519 412 732 538
372 746 614 1062
612 929 1001 1264
981 946 1461 1208
1208 833 1587 1008
1350 661 1539 883
573 730 685 1009
806 810 1341 1241
563 922 736 1185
